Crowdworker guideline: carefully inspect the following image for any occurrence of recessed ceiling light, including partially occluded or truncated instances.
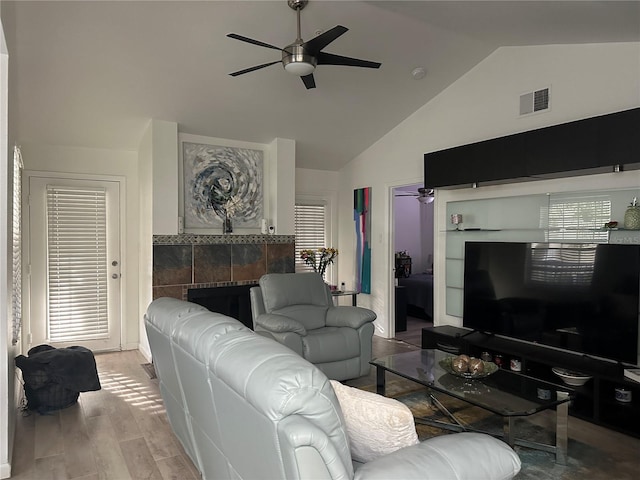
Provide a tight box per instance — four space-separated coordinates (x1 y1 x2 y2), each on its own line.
411 67 427 80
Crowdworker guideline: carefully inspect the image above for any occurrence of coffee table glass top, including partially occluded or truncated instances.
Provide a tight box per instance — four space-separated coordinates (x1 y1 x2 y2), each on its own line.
371 349 573 417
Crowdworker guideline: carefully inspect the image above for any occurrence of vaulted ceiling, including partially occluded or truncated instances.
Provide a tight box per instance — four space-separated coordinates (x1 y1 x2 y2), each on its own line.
3 1 639 170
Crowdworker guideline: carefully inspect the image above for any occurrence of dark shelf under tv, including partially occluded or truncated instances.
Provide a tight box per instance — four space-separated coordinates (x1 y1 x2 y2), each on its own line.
422 325 640 438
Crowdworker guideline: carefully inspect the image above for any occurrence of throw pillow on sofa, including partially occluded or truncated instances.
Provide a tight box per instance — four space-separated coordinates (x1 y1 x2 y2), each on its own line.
330 380 419 463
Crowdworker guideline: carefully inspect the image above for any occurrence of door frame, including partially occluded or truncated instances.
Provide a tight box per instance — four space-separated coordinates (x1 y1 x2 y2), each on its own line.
22 170 127 352
387 177 424 338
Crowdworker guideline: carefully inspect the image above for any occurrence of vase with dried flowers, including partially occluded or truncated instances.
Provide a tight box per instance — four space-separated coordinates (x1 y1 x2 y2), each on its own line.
221 195 242 234
300 247 338 279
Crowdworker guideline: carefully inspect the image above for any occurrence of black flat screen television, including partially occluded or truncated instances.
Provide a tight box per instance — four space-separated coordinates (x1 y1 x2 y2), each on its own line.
463 241 640 366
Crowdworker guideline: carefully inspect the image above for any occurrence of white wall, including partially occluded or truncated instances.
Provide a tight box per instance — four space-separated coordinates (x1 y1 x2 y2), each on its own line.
296 168 340 285
152 121 179 235
19 144 141 350
268 138 296 235
137 121 153 359
420 201 434 272
0 12 14 479
331 42 640 337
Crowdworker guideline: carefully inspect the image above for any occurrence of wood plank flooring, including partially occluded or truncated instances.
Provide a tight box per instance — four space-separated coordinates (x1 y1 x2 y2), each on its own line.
394 315 432 347
10 350 200 480
9 338 420 480
10 336 640 479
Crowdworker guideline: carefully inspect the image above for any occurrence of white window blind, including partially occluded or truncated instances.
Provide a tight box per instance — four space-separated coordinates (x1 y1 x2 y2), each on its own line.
294 203 326 273
546 195 610 242
47 185 109 341
12 146 23 345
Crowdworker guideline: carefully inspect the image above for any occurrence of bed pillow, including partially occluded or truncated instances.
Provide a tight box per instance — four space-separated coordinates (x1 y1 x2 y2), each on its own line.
330 380 419 463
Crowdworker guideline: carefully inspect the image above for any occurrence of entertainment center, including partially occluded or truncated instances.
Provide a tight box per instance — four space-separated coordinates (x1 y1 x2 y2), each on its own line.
422 107 640 438
427 191 640 439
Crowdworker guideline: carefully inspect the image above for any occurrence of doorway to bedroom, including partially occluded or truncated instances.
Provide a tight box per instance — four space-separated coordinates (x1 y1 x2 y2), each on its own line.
392 183 435 347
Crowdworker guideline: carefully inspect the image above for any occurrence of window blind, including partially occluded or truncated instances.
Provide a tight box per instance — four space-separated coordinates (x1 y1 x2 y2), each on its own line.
12 146 23 345
547 195 610 242
294 204 326 273
46 185 109 341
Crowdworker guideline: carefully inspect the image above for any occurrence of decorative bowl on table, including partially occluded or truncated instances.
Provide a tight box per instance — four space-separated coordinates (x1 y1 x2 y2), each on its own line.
552 367 592 386
439 355 498 379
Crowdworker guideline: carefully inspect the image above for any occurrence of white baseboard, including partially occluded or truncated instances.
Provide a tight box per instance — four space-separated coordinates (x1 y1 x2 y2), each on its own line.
122 342 139 352
1 462 12 479
137 343 152 362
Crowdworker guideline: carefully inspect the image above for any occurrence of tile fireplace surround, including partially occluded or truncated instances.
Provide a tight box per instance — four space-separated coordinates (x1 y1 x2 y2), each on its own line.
152 234 295 301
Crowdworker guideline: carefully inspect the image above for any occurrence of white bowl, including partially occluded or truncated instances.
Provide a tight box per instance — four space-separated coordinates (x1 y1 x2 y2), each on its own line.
552 367 592 386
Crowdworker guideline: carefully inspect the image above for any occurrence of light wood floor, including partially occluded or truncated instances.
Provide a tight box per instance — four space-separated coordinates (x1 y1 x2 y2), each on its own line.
10 349 201 480
8 338 419 480
10 337 640 479
394 315 432 347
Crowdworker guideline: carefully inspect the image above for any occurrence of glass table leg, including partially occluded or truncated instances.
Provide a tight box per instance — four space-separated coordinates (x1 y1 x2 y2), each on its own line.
503 417 515 447
555 391 570 465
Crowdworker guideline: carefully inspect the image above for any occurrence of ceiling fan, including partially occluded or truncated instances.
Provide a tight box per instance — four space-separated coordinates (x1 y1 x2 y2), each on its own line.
227 0 381 89
395 187 435 204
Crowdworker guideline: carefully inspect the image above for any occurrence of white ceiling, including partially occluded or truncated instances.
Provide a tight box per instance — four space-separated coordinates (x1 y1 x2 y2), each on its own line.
3 1 639 171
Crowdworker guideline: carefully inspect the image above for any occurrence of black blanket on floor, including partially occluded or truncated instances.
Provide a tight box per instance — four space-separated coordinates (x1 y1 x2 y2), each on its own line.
15 345 101 412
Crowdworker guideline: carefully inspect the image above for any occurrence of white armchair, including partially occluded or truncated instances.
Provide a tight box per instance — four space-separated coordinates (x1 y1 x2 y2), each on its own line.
250 272 376 380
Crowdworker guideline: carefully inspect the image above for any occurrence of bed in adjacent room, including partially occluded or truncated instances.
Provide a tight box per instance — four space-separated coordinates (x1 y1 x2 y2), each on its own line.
398 273 433 319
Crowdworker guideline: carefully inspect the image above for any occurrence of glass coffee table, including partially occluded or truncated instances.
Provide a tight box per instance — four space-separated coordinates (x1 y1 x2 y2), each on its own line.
371 349 574 464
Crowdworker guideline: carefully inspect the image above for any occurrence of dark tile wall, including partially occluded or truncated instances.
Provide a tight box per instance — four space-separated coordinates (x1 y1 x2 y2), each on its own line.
193 245 231 283
152 234 295 300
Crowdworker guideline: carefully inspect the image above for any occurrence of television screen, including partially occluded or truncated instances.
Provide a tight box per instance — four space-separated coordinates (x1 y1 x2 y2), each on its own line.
463 241 640 365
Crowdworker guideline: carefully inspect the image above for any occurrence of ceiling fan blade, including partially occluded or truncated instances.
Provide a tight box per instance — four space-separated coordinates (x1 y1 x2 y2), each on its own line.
229 60 281 77
317 52 381 69
302 25 348 56
301 74 316 89
227 33 283 51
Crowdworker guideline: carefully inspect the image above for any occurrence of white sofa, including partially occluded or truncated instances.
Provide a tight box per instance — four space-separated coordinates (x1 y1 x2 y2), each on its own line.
145 297 521 480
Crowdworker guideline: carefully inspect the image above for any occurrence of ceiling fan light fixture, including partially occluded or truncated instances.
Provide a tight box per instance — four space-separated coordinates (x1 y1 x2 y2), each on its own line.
417 195 434 204
282 44 317 76
284 60 316 76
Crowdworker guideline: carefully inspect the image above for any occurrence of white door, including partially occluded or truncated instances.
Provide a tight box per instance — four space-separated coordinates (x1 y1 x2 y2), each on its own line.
27 175 122 351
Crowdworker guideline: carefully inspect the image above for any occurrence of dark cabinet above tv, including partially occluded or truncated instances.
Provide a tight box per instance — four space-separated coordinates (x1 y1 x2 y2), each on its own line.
424 107 640 188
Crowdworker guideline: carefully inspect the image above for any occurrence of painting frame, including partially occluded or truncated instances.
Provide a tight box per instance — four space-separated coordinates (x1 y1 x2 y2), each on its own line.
181 138 264 230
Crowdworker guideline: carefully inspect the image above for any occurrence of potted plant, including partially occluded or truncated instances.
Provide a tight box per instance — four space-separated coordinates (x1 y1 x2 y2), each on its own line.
300 247 338 279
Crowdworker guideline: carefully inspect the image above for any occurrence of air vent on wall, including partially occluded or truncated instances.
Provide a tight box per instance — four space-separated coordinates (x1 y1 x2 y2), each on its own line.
520 87 550 116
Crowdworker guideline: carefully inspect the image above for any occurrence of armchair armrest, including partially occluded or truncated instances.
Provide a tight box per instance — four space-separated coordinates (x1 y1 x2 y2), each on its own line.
354 432 521 480
254 313 307 336
326 306 376 329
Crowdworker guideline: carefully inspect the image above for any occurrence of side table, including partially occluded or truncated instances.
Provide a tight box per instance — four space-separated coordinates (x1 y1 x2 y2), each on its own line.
331 290 359 306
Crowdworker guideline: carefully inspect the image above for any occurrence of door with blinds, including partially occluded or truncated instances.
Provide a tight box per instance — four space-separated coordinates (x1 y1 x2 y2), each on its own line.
28 176 121 351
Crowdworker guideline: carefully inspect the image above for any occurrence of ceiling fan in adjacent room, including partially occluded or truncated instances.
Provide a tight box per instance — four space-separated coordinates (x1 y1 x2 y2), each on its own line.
227 0 381 89
395 187 435 204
